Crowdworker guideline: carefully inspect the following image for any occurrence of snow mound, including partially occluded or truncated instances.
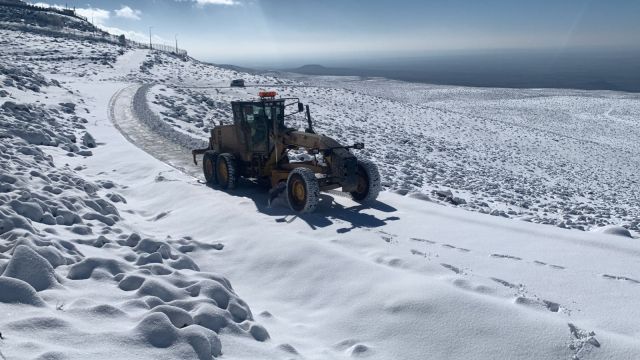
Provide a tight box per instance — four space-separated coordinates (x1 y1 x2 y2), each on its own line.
0 207 34 233
0 276 45 306
150 305 194 328
66 257 133 280
134 312 223 359
0 27 271 360
193 304 228 332
249 324 270 342
181 325 223 359
2 231 82 268
134 312 180 348
592 225 633 238
2 244 59 291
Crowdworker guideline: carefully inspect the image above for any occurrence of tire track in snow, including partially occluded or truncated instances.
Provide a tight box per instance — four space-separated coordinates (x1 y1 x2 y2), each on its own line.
108 84 202 179
109 83 364 206
112 84 637 298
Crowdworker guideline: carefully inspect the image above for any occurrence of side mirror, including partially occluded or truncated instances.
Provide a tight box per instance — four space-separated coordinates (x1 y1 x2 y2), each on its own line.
298 102 304 112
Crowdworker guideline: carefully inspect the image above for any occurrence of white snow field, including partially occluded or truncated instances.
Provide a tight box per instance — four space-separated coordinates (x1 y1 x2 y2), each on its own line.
147 75 640 236
1 12 640 360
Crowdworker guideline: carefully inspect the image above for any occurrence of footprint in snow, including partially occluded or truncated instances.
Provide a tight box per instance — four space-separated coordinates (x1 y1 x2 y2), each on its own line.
410 249 426 256
440 243 471 253
514 297 563 313
378 231 397 243
567 323 600 359
490 253 522 261
452 278 496 295
410 237 436 244
534 260 566 270
491 278 566 314
440 263 463 274
490 277 522 290
602 274 640 284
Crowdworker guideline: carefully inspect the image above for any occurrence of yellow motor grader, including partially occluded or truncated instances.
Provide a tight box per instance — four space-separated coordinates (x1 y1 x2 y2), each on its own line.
192 91 380 213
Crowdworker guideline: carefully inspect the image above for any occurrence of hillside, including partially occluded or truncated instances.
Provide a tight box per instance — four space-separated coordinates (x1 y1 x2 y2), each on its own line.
0 13 639 360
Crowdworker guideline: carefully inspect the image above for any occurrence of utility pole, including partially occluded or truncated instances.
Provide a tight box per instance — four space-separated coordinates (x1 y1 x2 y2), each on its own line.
175 34 178 54
149 26 153 50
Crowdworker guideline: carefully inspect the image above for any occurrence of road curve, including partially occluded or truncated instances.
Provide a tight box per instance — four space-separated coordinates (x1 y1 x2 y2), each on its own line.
108 84 203 179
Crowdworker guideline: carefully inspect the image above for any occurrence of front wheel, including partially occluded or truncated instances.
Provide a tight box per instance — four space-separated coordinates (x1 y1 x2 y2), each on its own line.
350 159 381 203
202 151 219 185
286 168 319 213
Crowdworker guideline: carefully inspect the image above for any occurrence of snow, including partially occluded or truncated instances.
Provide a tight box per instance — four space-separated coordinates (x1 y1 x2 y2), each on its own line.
2 245 59 291
0 277 46 306
1 14 640 360
591 225 634 238
144 74 640 236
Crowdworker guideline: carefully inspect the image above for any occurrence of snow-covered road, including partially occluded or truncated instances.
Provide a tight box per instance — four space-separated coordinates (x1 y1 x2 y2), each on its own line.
109 84 201 178
107 78 640 359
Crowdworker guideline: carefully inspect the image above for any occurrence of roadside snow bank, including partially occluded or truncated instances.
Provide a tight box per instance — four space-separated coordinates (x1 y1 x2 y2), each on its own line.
0 34 268 359
134 84 207 149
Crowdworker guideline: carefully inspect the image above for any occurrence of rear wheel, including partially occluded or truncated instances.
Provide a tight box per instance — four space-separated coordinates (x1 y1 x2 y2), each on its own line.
287 168 319 213
203 151 218 185
217 153 238 189
350 159 381 203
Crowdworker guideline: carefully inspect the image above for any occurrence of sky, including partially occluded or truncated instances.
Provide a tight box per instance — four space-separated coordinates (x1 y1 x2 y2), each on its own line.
30 0 640 67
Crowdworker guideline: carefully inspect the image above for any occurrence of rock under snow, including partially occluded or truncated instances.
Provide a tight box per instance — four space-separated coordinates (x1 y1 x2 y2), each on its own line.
0 276 45 306
82 131 96 148
592 225 634 238
2 245 59 291
134 312 179 348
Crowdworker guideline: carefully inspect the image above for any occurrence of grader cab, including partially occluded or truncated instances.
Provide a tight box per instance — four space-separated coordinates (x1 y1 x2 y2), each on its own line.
192 91 380 213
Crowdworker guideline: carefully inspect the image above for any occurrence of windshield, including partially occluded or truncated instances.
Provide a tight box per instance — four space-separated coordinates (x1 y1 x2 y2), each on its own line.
263 102 286 130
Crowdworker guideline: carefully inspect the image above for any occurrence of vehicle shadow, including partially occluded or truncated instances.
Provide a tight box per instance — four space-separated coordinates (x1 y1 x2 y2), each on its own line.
206 179 399 233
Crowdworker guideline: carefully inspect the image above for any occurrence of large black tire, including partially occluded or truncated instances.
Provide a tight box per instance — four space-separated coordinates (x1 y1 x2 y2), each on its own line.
286 168 320 213
202 151 218 185
216 153 238 190
350 159 381 203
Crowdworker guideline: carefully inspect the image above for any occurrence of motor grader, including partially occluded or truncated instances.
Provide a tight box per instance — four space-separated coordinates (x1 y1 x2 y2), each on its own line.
192 91 380 213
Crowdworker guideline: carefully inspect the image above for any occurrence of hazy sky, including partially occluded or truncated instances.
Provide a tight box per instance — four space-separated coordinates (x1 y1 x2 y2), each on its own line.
32 0 640 66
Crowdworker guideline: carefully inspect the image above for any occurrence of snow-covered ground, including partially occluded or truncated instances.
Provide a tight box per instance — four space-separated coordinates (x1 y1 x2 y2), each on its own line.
146 71 640 236
1 16 640 360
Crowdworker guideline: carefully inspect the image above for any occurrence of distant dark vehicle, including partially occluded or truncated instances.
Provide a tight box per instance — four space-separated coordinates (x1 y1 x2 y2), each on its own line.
230 79 245 88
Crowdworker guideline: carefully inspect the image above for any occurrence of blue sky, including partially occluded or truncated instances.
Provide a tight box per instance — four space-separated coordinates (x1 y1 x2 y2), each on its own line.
33 0 640 66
